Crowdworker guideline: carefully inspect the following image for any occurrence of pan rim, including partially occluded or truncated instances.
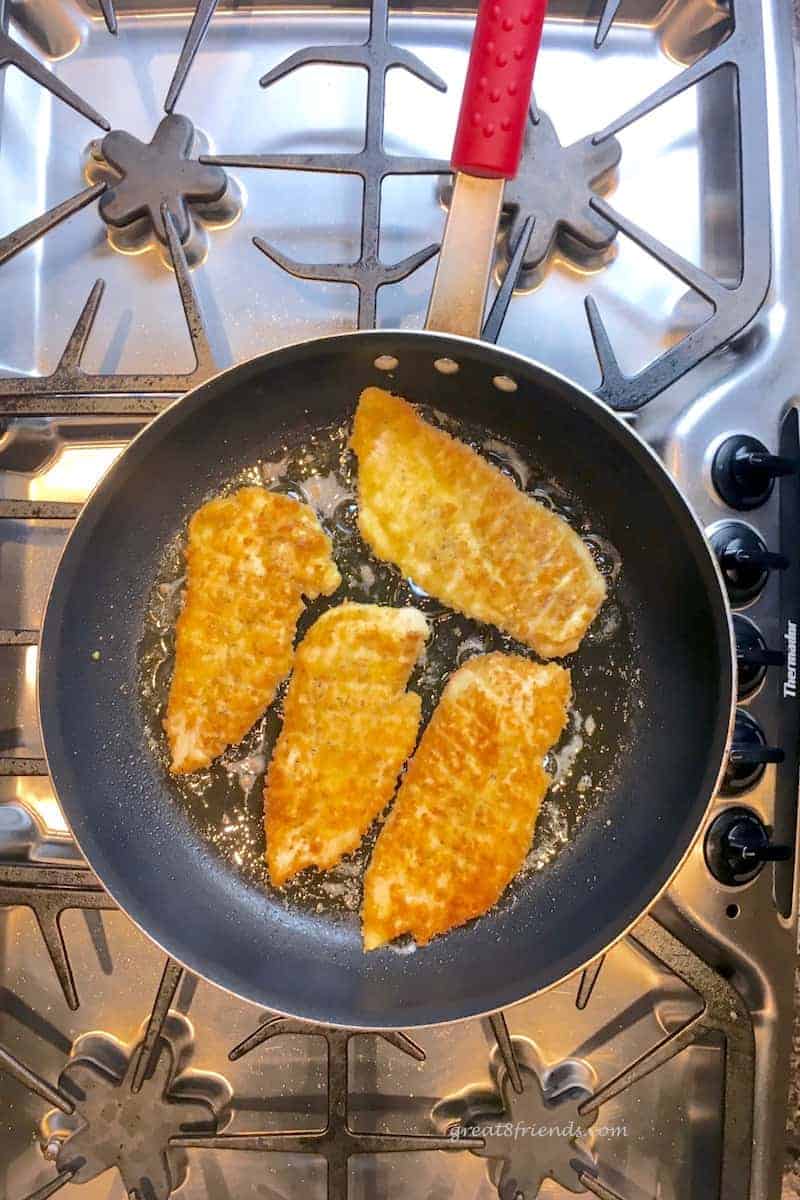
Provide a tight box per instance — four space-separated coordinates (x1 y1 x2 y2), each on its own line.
36 328 736 1029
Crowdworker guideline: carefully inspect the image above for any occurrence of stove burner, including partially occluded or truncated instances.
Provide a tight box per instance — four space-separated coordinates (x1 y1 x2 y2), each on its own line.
41 1012 232 1200
440 108 620 285
502 110 622 278
434 1038 597 1199
87 114 242 266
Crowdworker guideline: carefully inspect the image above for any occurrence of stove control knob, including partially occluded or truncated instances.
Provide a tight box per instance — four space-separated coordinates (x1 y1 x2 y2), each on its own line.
705 806 791 885
709 521 789 605
722 710 784 795
734 614 785 699
712 435 798 510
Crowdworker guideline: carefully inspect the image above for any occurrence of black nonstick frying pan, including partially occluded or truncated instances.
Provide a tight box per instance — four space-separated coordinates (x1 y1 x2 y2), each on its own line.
37 0 734 1028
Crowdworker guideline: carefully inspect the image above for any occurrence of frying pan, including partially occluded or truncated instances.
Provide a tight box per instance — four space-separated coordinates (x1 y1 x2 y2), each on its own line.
38 0 734 1027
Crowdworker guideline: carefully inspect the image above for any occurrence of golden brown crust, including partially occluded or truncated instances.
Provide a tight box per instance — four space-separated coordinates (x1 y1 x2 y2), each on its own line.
362 652 571 949
350 387 606 658
164 486 340 773
264 603 429 885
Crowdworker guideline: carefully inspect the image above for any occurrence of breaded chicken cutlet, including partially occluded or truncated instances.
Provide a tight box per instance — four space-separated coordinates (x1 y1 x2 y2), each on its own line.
362 653 571 949
264 603 428 885
350 387 606 658
165 486 340 774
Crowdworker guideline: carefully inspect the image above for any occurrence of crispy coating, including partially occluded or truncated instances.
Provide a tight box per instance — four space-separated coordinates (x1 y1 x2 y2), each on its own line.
362 653 571 949
264 603 428 885
165 487 340 773
350 387 606 658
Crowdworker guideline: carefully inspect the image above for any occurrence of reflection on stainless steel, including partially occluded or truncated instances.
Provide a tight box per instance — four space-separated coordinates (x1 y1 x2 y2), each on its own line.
0 0 798 1198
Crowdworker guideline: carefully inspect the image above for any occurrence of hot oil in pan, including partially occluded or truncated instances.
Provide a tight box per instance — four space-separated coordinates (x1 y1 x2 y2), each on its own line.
138 411 640 929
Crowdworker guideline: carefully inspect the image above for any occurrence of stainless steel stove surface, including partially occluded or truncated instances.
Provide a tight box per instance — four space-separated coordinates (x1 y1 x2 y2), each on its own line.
1 1 799 1198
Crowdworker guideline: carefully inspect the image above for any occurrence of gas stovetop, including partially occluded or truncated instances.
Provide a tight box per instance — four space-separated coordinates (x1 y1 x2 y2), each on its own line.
2 1 800 1199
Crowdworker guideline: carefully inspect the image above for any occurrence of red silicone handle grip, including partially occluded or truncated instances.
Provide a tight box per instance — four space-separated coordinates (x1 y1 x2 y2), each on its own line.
451 0 547 179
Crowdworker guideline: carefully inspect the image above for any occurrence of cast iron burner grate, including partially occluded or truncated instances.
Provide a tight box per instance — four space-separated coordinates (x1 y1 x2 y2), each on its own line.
0 874 755 1200
198 0 770 412
0 0 772 413
0 201 217 411
202 0 451 329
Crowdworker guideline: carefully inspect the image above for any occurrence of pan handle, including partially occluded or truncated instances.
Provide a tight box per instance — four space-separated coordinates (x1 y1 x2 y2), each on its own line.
451 0 547 181
425 0 547 338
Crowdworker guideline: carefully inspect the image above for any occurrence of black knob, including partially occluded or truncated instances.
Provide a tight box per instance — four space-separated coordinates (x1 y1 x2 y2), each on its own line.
705 806 792 885
709 521 789 605
734 614 785 699
712 434 799 510
722 710 784 795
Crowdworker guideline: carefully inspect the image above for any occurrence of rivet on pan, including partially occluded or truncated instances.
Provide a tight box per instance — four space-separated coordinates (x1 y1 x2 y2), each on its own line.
434 357 460 375
493 374 518 392
374 354 399 371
